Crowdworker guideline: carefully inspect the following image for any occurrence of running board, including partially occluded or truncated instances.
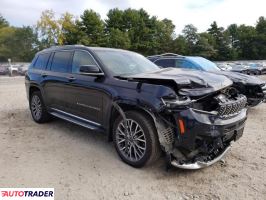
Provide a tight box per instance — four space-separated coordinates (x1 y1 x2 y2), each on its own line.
50 111 103 131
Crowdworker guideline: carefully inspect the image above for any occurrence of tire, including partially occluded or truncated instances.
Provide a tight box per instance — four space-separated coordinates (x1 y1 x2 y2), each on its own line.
30 91 51 123
113 111 161 168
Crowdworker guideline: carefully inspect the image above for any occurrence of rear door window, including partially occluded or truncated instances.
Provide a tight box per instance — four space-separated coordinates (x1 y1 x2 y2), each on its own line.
33 53 50 70
72 51 97 73
154 59 175 68
50 51 72 73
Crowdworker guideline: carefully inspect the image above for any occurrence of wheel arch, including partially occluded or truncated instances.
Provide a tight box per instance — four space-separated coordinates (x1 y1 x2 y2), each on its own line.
107 101 157 142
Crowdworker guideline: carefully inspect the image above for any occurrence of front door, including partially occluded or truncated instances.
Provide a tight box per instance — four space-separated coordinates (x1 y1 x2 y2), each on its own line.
63 50 105 125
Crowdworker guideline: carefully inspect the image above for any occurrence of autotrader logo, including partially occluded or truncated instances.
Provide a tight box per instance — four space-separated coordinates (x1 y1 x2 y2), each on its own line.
0 188 54 200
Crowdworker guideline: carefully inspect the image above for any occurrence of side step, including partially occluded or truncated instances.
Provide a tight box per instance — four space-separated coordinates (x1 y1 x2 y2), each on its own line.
50 111 103 132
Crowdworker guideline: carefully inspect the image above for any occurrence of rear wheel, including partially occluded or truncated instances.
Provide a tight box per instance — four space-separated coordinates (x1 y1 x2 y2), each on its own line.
30 91 51 123
113 111 161 168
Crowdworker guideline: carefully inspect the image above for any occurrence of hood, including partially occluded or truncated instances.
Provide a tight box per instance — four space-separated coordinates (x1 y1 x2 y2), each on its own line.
213 71 265 85
122 68 233 97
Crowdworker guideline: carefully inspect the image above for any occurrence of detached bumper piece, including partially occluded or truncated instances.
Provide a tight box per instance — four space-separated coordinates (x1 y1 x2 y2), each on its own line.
171 146 231 169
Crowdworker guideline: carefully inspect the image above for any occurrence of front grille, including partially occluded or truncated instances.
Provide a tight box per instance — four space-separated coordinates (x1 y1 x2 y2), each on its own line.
217 94 247 118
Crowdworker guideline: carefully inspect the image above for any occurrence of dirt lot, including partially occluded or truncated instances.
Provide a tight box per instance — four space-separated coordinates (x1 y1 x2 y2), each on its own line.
0 76 266 200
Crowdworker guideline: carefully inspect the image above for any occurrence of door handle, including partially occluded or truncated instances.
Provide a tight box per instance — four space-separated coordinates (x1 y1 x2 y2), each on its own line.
68 76 76 81
41 72 47 78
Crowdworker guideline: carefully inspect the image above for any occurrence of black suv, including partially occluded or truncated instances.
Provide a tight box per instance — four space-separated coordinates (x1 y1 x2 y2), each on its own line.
26 46 247 169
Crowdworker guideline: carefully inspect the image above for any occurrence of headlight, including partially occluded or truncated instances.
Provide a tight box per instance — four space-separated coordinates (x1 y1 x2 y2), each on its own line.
162 96 192 108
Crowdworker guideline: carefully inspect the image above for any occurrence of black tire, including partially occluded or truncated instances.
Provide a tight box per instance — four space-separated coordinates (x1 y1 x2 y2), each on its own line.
113 111 161 168
30 91 51 123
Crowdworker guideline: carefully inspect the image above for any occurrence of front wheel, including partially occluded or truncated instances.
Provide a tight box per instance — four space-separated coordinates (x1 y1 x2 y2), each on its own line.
113 111 161 168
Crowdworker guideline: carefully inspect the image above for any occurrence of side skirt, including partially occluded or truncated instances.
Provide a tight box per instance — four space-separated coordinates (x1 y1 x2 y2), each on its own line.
49 108 104 132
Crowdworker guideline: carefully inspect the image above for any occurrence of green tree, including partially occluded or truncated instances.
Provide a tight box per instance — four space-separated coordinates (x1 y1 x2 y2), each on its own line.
208 21 233 60
171 36 189 55
0 26 37 61
59 12 80 45
78 9 105 46
182 24 199 54
36 10 61 48
106 28 130 49
255 17 266 58
0 14 9 29
237 25 259 59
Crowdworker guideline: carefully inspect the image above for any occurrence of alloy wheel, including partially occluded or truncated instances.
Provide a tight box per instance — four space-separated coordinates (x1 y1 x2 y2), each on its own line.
31 95 42 121
115 119 147 162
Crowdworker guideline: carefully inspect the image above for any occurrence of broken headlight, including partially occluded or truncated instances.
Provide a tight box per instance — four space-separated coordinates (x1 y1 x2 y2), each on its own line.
162 96 192 108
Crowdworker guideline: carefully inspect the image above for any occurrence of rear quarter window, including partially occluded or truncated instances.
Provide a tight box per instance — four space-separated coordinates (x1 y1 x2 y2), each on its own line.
50 51 72 73
32 53 50 70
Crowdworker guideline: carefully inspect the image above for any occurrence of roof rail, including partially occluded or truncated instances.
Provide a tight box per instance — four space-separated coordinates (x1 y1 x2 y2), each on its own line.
147 53 183 58
48 45 85 49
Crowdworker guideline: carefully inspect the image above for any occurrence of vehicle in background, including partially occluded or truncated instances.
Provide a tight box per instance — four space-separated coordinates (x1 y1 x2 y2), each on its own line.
148 53 266 107
25 46 248 169
8 64 19 76
216 63 232 71
0 65 9 75
18 64 29 75
247 63 266 75
229 64 250 74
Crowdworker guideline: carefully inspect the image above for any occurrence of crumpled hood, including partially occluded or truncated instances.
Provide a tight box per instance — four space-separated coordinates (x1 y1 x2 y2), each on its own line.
122 68 233 96
213 71 265 85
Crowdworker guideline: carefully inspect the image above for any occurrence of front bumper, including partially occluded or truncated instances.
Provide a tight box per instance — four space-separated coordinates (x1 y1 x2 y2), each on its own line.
171 145 231 169
164 108 247 169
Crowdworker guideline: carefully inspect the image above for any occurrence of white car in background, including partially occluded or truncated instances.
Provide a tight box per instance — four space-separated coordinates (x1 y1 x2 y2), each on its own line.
8 64 19 76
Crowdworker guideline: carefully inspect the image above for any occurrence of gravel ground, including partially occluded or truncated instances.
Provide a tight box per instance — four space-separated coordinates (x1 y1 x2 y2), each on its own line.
0 76 266 200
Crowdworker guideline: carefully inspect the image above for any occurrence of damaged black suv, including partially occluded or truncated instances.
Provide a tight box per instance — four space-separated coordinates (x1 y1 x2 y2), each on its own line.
25 46 247 169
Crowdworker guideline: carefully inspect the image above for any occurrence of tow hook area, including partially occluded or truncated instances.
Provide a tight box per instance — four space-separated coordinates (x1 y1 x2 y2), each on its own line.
170 145 231 170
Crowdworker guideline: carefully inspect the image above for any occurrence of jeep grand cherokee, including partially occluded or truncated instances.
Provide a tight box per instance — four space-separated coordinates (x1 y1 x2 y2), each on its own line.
25 46 247 169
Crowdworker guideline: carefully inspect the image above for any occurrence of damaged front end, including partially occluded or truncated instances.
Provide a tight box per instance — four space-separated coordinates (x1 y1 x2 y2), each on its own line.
149 87 247 169
121 68 248 169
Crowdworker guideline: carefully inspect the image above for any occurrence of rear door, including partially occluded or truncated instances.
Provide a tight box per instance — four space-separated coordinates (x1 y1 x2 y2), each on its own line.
42 50 73 111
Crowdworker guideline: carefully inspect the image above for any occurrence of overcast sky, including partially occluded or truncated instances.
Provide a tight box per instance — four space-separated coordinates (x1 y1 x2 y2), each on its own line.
1 0 265 33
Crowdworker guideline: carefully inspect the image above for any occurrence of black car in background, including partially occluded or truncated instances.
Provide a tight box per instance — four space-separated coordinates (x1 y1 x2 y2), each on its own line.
25 46 247 169
248 63 266 75
148 54 266 107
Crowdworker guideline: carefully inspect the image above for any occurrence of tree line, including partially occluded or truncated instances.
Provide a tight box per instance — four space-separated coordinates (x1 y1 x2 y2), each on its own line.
0 8 266 62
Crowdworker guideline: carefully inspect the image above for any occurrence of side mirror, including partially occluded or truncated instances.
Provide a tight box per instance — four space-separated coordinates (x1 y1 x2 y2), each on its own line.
79 65 104 76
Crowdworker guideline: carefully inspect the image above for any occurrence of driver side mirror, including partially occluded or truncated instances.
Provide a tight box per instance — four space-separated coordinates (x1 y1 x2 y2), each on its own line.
79 65 104 76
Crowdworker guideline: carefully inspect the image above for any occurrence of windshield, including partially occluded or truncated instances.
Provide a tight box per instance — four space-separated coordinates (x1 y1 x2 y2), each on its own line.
94 49 160 76
189 57 221 72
